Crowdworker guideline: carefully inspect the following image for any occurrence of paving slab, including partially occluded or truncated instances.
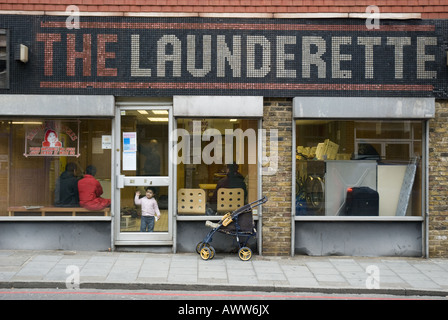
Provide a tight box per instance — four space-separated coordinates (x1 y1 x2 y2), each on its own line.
0 250 448 297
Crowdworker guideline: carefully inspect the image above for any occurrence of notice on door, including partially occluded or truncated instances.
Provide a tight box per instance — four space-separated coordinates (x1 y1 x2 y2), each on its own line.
123 132 137 171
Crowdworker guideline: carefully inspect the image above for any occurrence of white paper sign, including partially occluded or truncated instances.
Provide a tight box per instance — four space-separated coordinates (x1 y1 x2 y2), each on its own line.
123 151 136 171
123 132 137 152
102 135 112 149
123 132 137 171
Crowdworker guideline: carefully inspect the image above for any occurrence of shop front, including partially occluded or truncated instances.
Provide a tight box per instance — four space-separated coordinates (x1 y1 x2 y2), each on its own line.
293 97 433 257
0 95 265 253
113 96 263 253
1 14 448 257
172 96 263 254
0 95 114 251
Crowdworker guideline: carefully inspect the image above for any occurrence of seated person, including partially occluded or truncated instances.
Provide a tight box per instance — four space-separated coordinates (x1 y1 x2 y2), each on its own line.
208 163 247 214
54 162 80 207
78 165 111 210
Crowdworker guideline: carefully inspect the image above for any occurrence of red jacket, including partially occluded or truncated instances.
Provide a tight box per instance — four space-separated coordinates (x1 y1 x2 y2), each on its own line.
78 174 111 210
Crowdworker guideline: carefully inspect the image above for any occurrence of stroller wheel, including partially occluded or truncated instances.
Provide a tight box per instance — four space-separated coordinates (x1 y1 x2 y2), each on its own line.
196 242 204 254
196 242 213 255
200 247 212 260
209 246 216 260
238 247 252 261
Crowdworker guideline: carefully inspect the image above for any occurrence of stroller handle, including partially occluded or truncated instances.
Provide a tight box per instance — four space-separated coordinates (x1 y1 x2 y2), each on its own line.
238 196 268 212
249 196 268 208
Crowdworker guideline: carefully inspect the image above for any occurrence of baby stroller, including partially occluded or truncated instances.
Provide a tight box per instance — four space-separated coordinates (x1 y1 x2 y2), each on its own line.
196 196 268 261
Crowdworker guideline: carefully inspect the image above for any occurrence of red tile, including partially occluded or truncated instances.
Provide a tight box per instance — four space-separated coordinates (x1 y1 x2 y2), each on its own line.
0 0 447 16
421 6 430 12
177 0 191 6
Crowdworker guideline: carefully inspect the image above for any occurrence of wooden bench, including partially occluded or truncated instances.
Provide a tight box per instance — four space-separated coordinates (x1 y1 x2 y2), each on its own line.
7 206 110 217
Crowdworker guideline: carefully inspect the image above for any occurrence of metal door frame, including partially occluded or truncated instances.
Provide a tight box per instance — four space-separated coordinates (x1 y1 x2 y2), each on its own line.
114 101 174 246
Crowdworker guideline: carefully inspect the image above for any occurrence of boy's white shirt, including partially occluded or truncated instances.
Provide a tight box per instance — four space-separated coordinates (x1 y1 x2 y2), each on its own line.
134 195 161 218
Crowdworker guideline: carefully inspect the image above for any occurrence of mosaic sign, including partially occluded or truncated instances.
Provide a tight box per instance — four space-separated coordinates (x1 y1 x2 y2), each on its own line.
1 15 447 97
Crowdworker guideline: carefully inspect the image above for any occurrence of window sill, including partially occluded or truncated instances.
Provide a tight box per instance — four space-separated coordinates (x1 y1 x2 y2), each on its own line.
177 215 259 221
294 216 423 221
0 216 112 222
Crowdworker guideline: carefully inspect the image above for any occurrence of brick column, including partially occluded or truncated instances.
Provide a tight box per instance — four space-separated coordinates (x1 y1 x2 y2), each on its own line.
261 98 293 256
428 100 448 258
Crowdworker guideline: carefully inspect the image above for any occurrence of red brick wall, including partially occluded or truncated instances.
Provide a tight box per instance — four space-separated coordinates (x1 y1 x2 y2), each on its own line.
0 0 447 19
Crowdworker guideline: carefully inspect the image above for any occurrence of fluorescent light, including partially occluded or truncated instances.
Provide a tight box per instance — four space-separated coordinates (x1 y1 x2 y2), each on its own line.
11 121 43 125
229 119 238 122
152 110 169 115
147 117 169 122
137 110 148 114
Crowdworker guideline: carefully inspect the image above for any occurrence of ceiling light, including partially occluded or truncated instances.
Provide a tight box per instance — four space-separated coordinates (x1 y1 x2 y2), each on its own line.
11 121 43 125
147 117 169 122
152 110 169 115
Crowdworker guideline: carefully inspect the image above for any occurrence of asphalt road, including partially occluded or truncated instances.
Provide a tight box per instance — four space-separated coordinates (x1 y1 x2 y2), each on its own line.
0 288 446 300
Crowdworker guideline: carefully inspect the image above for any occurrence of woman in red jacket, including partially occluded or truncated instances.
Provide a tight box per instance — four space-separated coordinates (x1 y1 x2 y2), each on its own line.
78 165 111 210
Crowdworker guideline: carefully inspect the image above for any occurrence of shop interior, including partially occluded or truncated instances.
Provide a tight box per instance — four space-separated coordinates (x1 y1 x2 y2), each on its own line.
176 118 258 216
0 119 112 217
295 120 423 217
0 29 6 89
119 110 169 232
118 115 259 232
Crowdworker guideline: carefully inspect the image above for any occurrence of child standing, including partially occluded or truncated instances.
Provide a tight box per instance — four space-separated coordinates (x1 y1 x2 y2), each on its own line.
135 187 161 232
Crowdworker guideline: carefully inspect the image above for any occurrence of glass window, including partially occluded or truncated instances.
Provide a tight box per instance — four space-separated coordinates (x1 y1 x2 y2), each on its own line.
295 120 423 217
120 185 169 232
0 118 112 217
120 109 168 176
176 118 259 216
0 29 8 89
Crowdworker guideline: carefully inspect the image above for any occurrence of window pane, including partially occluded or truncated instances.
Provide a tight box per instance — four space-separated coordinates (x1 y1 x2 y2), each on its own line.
120 185 168 232
1 119 112 217
176 118 258 216
295 120 423 217
0 30 7 88
120 110 169 176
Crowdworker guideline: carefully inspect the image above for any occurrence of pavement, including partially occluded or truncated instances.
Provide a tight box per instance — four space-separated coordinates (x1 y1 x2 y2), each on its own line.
1 249 448 297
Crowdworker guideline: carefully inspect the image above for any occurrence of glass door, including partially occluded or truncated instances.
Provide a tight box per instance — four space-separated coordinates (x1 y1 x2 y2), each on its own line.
115 105 173 245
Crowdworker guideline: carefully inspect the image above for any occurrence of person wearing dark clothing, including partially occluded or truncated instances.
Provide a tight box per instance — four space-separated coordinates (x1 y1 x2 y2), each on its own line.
142 139 161 176
54 162 79 207
208 163 247 213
